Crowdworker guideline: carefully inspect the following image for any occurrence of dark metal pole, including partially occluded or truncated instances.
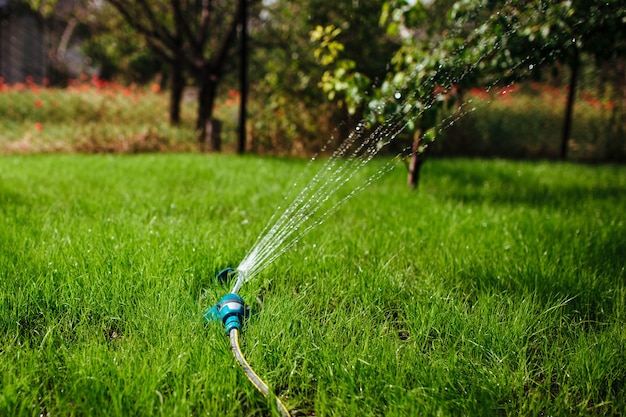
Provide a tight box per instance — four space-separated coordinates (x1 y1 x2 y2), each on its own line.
237 0 248 154
560 46 579 160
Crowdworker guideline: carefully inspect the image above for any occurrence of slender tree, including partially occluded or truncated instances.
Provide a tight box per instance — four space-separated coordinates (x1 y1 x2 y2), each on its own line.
316 0 626 187
237 0 248 154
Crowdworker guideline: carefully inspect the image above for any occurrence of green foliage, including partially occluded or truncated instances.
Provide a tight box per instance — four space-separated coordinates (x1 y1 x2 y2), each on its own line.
11 0 626 157
250 0 397 151
81 7 164 83
22 0 57 17
310 25 345 67
315 0 626 158
0 155 625 415
246 0 333 153
311 25 371 115
449 0 626 68
2 78 619 159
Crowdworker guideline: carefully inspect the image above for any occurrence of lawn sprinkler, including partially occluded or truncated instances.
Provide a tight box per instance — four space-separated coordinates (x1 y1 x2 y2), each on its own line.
204 292 246 334
204 268 290 417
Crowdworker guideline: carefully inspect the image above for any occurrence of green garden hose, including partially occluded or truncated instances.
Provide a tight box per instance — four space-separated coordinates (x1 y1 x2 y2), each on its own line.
229 328 290 417
205 290 290 416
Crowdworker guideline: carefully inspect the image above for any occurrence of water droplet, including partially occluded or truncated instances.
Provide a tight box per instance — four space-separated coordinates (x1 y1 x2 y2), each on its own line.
394 92 402 100
528 64 534 70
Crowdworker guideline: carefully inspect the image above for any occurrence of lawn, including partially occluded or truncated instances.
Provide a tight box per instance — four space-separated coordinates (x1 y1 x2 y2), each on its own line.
1 154 624 416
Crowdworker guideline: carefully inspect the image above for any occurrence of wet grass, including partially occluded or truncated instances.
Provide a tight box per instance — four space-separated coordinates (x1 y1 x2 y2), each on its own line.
1 154 624 416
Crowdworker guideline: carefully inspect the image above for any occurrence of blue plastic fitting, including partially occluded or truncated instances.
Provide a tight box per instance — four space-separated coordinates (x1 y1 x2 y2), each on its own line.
216 267 235 283
204 293 246 334
203 267 246 334
203 304 220 322
218 293 246 333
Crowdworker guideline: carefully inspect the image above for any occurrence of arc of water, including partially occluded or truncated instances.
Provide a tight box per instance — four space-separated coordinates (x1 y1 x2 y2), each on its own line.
230 0 590 294
232 119 407 293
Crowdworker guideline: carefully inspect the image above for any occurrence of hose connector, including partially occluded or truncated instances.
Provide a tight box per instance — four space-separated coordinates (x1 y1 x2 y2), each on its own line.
218 293 246 334
204 293 246 334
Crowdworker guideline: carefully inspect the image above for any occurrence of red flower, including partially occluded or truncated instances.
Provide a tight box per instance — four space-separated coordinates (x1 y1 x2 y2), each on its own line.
150 83 161 93
433 85 446 95
91 74 109 90
34 99 43 108
469 87 489 100
582 92 602 109
35 122 43 131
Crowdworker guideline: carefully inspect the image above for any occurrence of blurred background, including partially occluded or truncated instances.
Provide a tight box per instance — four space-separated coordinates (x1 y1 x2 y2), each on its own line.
1 0 624 161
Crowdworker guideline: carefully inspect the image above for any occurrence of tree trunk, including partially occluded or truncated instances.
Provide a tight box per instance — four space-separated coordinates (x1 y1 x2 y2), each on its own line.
408 129 423 189
169 57 184 125
237 0 248 154
560 47 580 160
196 72 219 149
617 58 626 152
206 119 223 152
606 58 626 161
56 17 78 63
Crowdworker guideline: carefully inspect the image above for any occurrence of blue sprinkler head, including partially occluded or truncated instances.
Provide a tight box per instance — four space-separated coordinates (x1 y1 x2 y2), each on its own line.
204 293 246 334
216 267 236 284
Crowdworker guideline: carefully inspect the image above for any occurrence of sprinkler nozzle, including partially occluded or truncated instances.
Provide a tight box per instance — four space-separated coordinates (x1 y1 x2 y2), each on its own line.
204 293 246 334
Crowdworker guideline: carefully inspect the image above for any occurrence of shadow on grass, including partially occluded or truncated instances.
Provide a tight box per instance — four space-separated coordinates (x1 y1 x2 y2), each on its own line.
425 159 625 323
0 181 30 208
425 159 625 209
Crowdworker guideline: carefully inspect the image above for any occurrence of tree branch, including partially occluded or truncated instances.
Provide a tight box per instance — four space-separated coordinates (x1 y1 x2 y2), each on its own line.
171 0 196 49
108 0 178 51
205 0 243 73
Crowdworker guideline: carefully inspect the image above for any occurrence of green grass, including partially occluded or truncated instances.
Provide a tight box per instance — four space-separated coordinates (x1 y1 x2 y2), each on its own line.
1 155 624 416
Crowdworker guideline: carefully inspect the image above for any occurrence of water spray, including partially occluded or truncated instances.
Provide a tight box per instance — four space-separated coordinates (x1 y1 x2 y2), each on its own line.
200 1 587 414
202 120 405 416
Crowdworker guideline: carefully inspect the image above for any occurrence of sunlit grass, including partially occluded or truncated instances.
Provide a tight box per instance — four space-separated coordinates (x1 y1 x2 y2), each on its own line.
1 155 624 416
